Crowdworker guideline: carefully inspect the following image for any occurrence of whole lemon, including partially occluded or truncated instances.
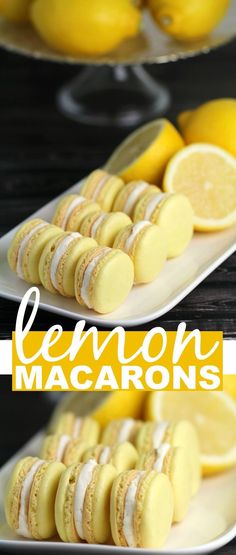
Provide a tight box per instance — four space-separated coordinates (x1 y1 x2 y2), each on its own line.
178 98 236 157
148 0 230 41
31 0 141 56
0 0 32 22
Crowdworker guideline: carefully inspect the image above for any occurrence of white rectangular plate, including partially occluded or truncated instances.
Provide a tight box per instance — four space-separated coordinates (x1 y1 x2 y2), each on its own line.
0 179 235 327
0 431 235 554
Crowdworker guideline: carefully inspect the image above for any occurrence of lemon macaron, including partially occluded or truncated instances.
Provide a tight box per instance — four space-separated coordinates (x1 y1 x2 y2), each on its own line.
7 218 61 284
135 420 201 496
52 194 101 232
134 190 194 258
80 169 124 212
83 441 139 473
55 460 117 543
39 231 97 297
80 211 131 247
110 469 174 548
74 246 134 314
4 456 65 540
136 445 192 522
114 221 167 283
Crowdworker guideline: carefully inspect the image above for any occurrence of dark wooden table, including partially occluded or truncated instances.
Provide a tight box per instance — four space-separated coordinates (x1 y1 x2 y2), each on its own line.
0 40 235 554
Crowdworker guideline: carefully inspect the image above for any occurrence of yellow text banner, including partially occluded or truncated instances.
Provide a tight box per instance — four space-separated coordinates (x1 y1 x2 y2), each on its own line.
12 328 223 391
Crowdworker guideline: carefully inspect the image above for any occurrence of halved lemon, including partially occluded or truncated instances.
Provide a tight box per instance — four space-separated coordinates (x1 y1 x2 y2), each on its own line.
163 143 236 231
105 118 184 185
145 391 236 475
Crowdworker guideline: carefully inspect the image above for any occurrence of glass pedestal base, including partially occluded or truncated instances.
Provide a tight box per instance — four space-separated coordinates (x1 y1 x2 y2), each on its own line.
57 65 171 128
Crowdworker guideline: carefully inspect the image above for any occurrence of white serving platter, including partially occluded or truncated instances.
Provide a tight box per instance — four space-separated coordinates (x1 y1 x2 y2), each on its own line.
0 178 235 327
0 431 235 554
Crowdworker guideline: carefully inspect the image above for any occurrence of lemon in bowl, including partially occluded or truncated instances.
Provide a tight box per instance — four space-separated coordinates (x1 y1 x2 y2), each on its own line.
147 0 230 42
30 0 141 56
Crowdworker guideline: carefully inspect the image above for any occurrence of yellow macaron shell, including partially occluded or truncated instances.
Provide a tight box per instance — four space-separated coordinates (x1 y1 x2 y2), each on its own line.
83 463 117 544
114 222 167 283
40 434 89 466
52 194 101 231
134 192 194 258
135 420 201 496
50 413 100 446
4 456 65 540
40 433 68 461
39 232 97 296
80 169 124 212
75 246 134 314
63 439 90 466
4 457 35 533
110 470 174 548
55 462 117 544
80 211 132 247
112 181 158 217
101 418 142 446
170 420 201 496
7 219 61 283
55 464 80 542
136 446 192 522
83 441 138 472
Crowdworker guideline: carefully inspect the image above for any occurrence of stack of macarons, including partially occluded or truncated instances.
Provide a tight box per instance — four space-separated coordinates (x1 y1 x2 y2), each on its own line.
7 168 194 311
52 196 168 284
78 170 194 258
8 219 134 313
4 413 201 548
50 168 194 282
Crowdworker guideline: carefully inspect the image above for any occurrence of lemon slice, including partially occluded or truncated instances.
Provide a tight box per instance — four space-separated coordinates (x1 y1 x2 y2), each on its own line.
105 118 184 184
163 143 236 231
145 391 236 475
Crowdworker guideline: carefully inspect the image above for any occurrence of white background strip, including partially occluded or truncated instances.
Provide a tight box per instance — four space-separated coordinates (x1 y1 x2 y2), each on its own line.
0 339 235 376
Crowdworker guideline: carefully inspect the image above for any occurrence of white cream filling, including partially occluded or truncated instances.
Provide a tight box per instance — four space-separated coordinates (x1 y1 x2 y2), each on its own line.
152 421 169 449
91 174 110 200
123 471 145 547
50 233 80 290
144 193 169 221
98 446 111 464
80 248 111 308
117 419 135 444
153 443 171 472
17 459 44 538
74 459 97 539
56 435 71 461
72 417 82 438
90 213 107 239
123 182 148 215
61 196 86 229
16 222 48 279
124 222 151 253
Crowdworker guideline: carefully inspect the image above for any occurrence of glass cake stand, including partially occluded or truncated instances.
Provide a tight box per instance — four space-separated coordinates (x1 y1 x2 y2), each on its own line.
0 6 235 127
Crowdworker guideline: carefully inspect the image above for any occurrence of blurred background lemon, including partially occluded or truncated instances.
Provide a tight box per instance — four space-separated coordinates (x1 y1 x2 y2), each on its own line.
0 0 231 53
148 0 231 42
30 0 141 56
223 375 236 399
0 0 32 22
178 98 236 157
